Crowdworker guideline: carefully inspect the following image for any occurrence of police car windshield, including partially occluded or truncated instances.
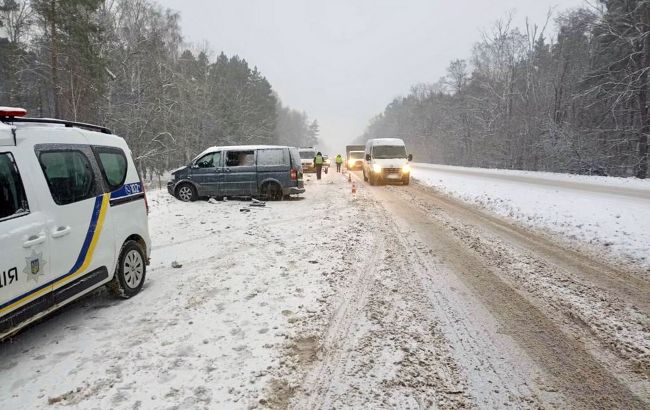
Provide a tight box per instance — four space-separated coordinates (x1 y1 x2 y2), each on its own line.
300 150 316 159
373 146 407 159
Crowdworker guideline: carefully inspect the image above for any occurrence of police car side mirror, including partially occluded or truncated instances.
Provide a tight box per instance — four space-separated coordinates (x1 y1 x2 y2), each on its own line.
365 154 371 161
408 154 413 162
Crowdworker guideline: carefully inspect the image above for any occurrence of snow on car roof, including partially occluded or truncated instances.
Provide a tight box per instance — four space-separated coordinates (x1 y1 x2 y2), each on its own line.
370 138 406 146
195 145 292 159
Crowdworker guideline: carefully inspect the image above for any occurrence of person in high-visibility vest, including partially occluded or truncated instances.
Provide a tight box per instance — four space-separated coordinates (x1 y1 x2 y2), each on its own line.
313 151 324 180
335 154 343 173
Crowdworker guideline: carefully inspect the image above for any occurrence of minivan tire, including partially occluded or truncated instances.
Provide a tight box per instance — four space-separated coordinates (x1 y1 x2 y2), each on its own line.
176 183 197 202
109 240 146 299
261 181 283 201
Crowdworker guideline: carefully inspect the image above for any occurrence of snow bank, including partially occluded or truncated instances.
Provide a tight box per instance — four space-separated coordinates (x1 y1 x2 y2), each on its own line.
411 164 650 269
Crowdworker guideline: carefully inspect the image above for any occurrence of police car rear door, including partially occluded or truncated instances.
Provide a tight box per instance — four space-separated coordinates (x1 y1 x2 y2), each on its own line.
35 138 114 306
0 148 51 334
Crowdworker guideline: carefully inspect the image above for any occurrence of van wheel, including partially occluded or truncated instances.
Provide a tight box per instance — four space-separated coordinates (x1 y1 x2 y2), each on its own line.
363 170 368 182
261 182 283 201
402 176 410 185
369 173 376 186
109 241 146 299
176 183 197 202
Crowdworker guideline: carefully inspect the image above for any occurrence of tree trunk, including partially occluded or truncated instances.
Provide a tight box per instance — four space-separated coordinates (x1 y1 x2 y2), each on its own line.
636 4 650 179
50 0 60 118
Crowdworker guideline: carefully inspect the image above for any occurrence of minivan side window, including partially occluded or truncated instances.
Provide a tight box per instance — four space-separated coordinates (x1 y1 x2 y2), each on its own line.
196 152 221 168
39 150 97 205
0 153 29 220
257 149 286 166
226 150 255 167
93 146 127 191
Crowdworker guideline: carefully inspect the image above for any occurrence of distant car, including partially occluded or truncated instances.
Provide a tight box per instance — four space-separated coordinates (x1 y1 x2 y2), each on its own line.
363 138 413 185
0 107 150 339
168 145 305 201
347 150 364 170
299 148 317 173
323 154 331 174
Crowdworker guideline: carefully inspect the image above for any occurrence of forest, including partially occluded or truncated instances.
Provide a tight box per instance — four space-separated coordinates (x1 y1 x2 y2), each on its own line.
0 0 319 179
359 1 649 178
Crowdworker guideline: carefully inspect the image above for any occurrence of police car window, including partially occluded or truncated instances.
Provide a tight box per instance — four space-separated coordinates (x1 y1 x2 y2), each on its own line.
257 149 286 166
94 147 127 191
0 153 29 220
39 150 96 205
226 150 254 167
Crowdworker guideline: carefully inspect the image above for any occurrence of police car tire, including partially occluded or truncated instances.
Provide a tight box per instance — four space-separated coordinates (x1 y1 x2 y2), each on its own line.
176 183 197 202
109 241 146 299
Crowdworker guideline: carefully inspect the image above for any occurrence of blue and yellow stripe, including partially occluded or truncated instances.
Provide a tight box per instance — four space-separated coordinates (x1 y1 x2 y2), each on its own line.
0 194 110 316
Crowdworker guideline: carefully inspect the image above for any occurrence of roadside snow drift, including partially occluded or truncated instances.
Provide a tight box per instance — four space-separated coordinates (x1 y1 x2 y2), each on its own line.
411 163 650 270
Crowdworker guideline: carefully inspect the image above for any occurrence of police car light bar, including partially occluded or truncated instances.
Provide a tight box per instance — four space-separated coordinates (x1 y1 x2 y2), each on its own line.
0 107 27 118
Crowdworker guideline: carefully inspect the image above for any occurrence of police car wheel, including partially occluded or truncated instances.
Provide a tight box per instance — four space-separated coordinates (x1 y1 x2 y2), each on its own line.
176 184 196 202
109 241 146 299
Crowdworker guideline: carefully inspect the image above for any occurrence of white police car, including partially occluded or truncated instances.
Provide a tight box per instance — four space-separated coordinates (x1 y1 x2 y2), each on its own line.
0 107 151 339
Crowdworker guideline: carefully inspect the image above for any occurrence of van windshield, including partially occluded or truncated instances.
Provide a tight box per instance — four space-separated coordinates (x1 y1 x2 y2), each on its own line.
349 151 364 159
299 150 316 159
372 145 407 159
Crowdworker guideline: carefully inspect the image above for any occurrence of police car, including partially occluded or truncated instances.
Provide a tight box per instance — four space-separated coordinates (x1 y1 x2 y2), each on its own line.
0 107 151 339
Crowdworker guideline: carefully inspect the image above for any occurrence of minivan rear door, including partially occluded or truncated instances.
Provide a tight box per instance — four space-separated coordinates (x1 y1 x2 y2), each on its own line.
221 149 257 197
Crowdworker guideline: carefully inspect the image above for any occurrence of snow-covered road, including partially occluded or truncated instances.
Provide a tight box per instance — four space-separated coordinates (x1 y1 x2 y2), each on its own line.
1 167 648 409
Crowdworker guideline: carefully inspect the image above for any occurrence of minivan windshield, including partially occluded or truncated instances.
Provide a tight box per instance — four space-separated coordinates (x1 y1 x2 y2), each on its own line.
372 145 407 159
349 151 364 159
299 150 316 159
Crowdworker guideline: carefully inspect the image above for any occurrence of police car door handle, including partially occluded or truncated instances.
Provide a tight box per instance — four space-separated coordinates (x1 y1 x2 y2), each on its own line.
51 226 72 238
23 234 46 248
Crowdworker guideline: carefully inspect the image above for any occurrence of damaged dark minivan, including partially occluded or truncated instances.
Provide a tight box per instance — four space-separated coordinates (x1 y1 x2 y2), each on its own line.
167 145 305 201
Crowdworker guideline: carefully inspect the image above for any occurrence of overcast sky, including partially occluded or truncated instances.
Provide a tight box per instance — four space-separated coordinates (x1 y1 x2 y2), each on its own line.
157 0 585 153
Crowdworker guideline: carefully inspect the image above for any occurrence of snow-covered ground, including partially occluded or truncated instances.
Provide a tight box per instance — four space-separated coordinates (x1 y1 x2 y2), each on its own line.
0 175 356 409
411 163 650 270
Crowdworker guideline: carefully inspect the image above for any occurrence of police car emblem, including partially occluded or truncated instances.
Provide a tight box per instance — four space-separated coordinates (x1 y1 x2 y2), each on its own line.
31 258 40 274
24 250 46 282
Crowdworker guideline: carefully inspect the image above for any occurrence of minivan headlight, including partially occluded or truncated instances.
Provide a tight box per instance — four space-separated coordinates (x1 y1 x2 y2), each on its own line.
402 164 411 173
373 164 382 173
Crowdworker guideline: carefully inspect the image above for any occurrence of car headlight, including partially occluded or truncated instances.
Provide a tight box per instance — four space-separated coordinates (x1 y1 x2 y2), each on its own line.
402 164 411 173
372 164 382 173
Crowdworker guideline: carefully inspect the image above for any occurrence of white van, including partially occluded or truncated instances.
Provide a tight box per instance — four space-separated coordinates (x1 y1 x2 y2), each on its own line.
362 138 413 185
0 107 150 339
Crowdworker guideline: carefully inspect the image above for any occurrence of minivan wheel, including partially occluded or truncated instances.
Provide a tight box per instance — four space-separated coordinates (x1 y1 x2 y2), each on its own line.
261 182 283 201
109 241 146 299
176 183 197 202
